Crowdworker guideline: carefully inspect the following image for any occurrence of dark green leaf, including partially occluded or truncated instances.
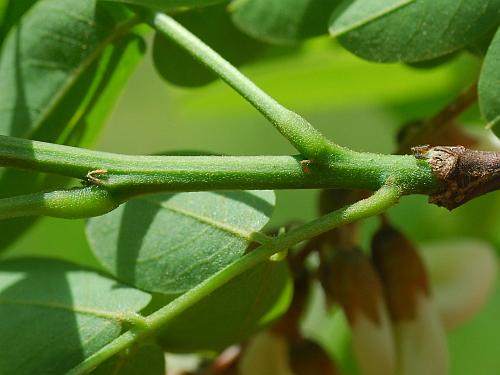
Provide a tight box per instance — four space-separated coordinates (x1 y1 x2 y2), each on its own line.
0 1 6 23
0 0 37 46
153 3 265 87
86 190 275 294
0 258 151 375
91 343 166 375
406 52 458 70
0 0 144 250
159 260 292 352
0 0 138 138
99 0 227 11
330 0 500 62
328 0 414 36
230 0 340 44
479 26 500 138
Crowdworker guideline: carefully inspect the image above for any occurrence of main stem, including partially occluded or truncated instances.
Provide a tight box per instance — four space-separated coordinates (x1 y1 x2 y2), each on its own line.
0 135 439 219
67 185 401 375
149 11 339 161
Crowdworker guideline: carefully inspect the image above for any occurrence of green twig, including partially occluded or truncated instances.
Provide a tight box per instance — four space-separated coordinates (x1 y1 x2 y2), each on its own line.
149 12 339 161
66 185 401 375
0 136 439 220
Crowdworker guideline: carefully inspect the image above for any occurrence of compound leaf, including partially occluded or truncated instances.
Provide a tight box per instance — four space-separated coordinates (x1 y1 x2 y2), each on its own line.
479 26 500 138
87 190 275 294
0 258 151 375
330 0 500 62
230 0 340 44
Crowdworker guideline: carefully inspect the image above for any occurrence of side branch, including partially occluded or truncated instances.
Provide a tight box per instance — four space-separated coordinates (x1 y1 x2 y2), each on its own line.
66 185 401 375
148 12 339 160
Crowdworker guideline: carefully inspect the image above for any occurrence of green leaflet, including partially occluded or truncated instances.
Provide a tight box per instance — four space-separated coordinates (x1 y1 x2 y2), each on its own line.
230 0 340 44
0 0 144 250
91 344 166 375
0 258 151 375
86 191 275 295
99 0 227 11
158 260 292 352
329 0 414 37
0 0 6 23
153 3 265 87
0 0 137 138
330 0 500 63
479 26 500 138
0 0 37 46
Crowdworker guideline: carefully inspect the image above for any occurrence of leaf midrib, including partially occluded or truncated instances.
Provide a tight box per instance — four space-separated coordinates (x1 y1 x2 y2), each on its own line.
140 197 255 241
0 297 133 322
330 0 416 37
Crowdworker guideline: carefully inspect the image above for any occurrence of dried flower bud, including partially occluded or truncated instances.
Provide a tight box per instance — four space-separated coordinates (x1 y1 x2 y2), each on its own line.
371 225 430 321
238 332 293 375
372 225 448 375
320 248 396 375
288 339 341 375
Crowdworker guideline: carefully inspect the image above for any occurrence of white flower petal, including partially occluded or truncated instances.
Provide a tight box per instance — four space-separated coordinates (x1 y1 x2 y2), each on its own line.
396 294 449 375
420 239 498 330
239 331 294 375
350 303 396 375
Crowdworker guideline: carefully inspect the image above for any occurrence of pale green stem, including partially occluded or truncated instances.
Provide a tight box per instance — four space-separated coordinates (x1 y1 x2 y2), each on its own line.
0 136 439 221
149 11 340 160
66 185 401 375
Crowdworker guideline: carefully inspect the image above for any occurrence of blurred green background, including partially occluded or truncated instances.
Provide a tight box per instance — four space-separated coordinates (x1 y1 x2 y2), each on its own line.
5 37 500 374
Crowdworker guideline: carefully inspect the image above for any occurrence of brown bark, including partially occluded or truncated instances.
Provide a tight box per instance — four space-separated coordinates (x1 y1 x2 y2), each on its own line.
412 146 500 210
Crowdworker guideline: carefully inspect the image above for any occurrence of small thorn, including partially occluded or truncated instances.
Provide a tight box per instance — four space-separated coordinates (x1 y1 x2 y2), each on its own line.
86 169 108 185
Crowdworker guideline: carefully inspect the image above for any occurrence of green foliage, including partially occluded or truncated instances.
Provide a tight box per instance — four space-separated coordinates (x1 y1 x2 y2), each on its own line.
230 0 340 44
479 26 500 137
153 4 265 87
0 1 499 374
0 0 37 46
100 0 228 10
91 344 166 374
0 0 141 140
158 260 291 352
0 258 151 375
328 0 414 38
86 190 275 294
330 0 500 63
0 0 144 249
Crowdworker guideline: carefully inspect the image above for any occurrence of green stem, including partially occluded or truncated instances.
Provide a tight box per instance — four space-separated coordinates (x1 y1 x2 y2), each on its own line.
148 12 338 160
0 135 438 192
0 186 118 220
67 185 401 375
0 136 440 220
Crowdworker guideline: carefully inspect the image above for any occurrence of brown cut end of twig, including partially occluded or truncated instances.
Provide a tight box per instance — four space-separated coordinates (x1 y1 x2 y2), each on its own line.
419 146 500 210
